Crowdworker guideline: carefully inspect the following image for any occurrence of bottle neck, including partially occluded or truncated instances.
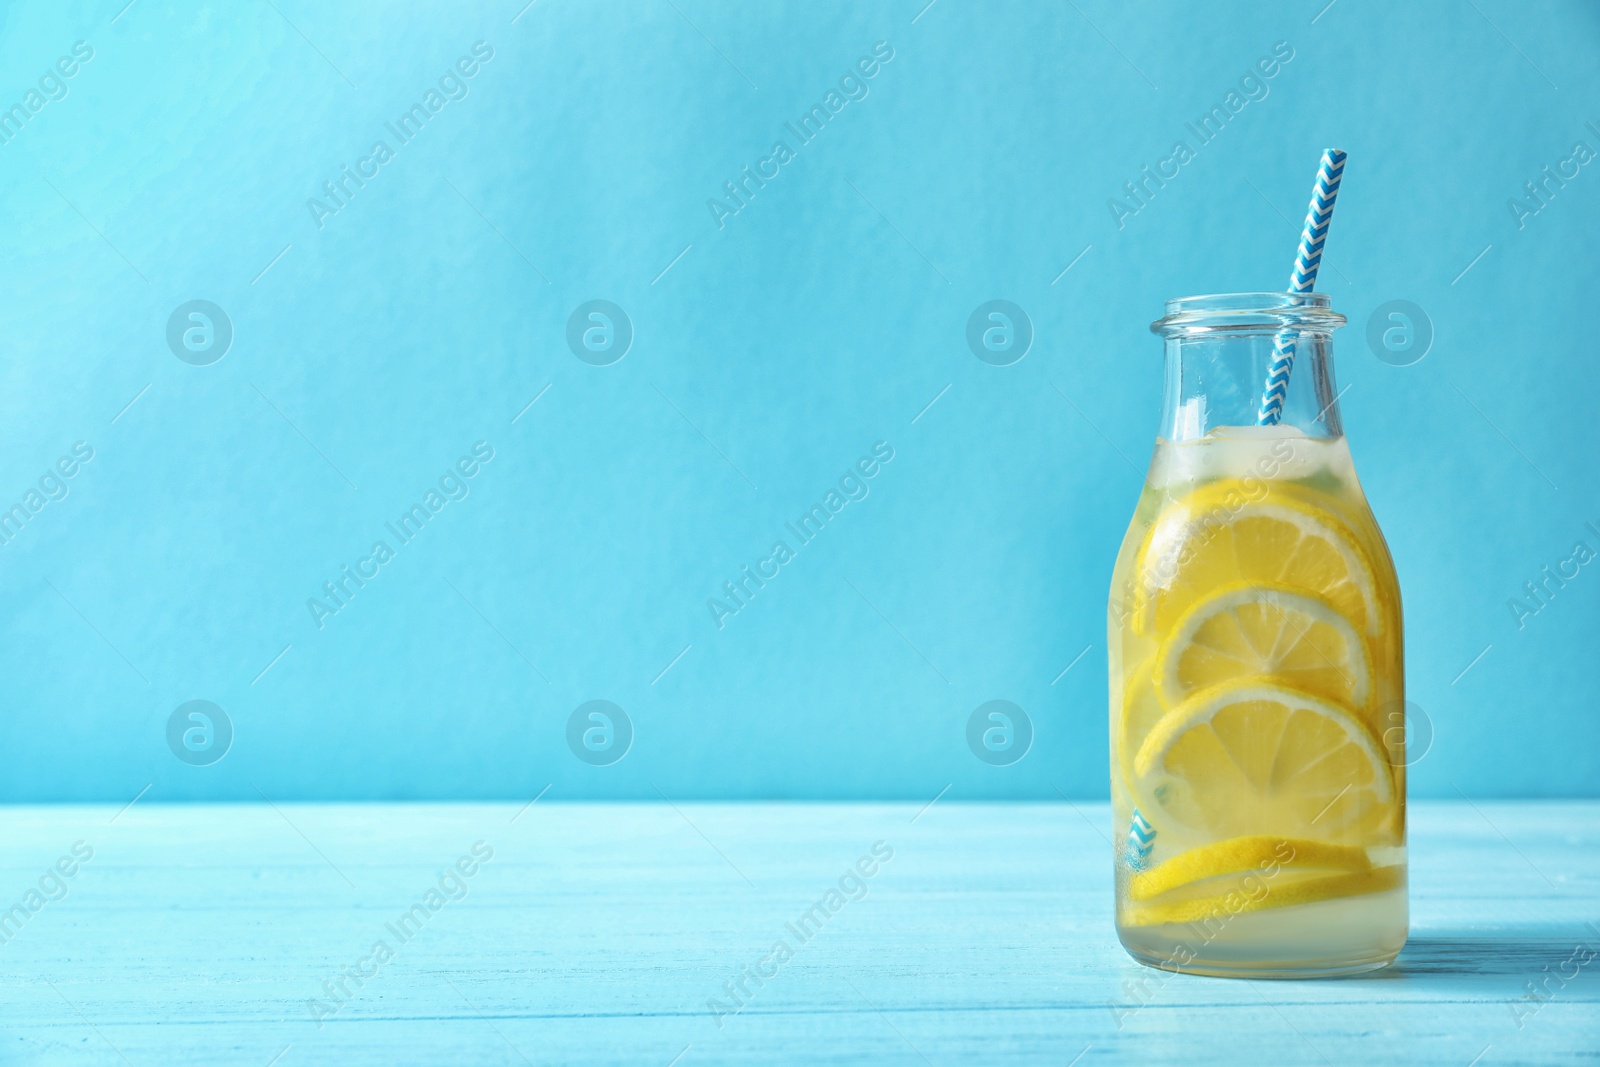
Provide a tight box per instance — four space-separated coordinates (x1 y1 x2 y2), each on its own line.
1159 329 1343 442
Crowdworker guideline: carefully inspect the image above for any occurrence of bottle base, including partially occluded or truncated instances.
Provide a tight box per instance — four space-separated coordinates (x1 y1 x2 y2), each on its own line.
1120 943 1402 979
1116 885 1408 979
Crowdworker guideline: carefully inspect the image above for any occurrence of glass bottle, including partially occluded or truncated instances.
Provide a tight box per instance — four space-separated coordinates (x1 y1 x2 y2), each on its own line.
1107 292 1407 977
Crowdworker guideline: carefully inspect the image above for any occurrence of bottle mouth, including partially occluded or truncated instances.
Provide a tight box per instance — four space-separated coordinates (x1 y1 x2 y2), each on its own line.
1151 292 1347 337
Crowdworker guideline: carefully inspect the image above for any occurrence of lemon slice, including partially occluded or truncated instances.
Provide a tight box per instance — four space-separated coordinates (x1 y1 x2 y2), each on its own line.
1157 585 1371 710
1134 484 1379 637
1121 864 1404 927
1115 657 1163 790
1127 834 1372 902
1133 681 1393 843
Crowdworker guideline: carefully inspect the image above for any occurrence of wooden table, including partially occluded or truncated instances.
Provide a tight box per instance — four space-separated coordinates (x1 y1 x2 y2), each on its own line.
1 801 1595 1065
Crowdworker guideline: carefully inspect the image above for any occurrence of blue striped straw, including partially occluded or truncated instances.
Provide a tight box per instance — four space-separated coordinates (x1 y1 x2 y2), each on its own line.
1257 148 1347 425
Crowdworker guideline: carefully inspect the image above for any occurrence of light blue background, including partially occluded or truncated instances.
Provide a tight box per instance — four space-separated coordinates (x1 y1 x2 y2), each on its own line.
1 0 1595 802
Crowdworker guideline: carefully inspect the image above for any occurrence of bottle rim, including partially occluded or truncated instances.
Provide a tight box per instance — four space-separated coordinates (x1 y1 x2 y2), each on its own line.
1150 291 1347 337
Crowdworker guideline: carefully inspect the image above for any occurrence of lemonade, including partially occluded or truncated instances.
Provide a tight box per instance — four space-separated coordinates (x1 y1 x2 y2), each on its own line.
1109 424 1407 976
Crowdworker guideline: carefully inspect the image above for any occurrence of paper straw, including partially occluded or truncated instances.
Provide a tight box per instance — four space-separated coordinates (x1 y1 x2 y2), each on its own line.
1257 148 1347 425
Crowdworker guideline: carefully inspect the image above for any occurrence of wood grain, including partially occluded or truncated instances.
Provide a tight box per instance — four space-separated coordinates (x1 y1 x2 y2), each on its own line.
0 801 1595 1065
